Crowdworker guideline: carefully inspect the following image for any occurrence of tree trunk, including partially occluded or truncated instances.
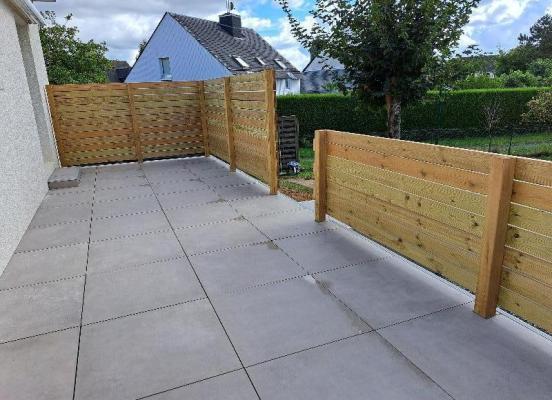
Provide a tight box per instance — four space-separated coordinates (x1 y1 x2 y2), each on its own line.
385 95 401 139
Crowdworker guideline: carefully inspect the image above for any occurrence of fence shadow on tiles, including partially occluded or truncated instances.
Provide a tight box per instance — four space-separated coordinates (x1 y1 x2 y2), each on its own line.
46 70 278 194
314 129 552 333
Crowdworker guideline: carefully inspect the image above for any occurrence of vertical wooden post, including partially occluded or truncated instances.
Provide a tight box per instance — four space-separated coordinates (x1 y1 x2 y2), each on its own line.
126 84 143 163
45 85 67 167
314 130 328 222
223 77 236 170
198 81 210 157
264 69 279 195
474 155 516 318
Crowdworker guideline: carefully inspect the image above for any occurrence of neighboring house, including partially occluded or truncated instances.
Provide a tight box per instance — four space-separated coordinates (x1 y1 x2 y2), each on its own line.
107 60 131 83
301 55 346 94
126 12 302 95
0 0 59 273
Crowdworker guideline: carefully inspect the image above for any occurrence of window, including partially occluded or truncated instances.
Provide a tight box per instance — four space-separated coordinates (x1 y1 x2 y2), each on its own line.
233 56 250 69
274 59 287 69
255 57 266 66
285 78 290 90
159 57 172 81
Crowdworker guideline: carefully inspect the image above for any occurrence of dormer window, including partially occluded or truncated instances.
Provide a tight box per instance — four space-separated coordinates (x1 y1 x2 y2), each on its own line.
234 56 250 69
274 59 287 69
255 57 266 66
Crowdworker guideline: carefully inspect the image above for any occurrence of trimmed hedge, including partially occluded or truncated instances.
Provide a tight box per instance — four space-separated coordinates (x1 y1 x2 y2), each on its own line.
277 88 547 145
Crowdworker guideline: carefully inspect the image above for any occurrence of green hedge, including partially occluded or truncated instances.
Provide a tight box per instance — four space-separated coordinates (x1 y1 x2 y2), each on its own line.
277 88 547 145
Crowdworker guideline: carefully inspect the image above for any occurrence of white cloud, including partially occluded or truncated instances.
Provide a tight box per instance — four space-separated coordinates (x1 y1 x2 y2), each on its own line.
264 16 314 69
547 2 552 14
470 0 535 25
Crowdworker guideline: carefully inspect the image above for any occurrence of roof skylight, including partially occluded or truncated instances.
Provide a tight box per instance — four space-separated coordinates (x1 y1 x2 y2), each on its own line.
255 57 266 66
274 59 287 69
234 56 250 69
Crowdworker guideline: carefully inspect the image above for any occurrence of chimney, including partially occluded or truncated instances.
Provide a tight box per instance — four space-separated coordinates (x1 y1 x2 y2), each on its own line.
219 13 242 37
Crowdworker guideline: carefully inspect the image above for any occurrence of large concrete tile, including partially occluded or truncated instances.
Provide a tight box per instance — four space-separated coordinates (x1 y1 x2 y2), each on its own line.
96 162 141 175
90 210 170 241
165 202 238 228
94 185 154 202
83 258 205 324
157 189 221 209
380 304 552 400
248 209 335 240
88 231 183 273
144 168 196 183
215 184 269 200
0 244 88 289
41 190 93 207
191 242 304 295
95 175 147 189
75 300 241 400
93 195 161 219
0 277 84 342
0 328 79 400
232 194 302 218
16 220 90 252
152 179 210 194
212 277 371 365
276 228 390 273
248 333 450 400
147 371 257 400
202 173 253 187
176 219 267 255
30 203 91 227
316 258 471 329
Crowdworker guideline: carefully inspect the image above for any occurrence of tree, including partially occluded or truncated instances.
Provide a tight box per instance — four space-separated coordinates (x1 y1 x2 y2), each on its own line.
39 12 111 84
278 0 479 138
523 90 552 124
519 14 552 58
136 38 148 61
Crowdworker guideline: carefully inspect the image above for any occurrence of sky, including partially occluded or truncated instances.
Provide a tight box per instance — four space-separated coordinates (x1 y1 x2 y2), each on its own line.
35 0 552 70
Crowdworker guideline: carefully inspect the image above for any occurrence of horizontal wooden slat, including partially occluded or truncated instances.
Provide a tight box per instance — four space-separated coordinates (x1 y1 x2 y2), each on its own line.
506 226 552 262
327 142 488 194
498 287 551 333
503 248 552 287
230 91 266 101
501 268 552 310
509 203 552 237
511 181 552 213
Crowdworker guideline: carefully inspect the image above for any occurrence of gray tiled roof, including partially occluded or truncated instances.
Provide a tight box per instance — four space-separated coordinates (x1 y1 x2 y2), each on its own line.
301 69 346 93
170 13 301 80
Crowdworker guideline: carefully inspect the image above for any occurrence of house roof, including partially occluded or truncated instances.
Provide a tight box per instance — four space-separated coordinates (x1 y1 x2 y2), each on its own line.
301 69 347 94
169 13 301 80
303 54 344 73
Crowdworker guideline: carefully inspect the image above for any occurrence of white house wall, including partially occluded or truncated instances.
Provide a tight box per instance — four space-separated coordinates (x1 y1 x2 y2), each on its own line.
126 14 231 83
0 0 57 274
276 78 300 95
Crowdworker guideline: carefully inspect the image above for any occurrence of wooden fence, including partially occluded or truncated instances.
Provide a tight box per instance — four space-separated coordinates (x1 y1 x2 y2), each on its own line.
314 130 551 333
46 70 278 193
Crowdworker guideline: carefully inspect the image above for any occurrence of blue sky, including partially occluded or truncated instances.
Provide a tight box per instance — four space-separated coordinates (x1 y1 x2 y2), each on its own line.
36 0 552 70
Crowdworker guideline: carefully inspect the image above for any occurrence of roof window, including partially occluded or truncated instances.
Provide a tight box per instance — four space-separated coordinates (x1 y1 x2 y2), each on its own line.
274 59 287 69
255 57 266 66
234 56 250 69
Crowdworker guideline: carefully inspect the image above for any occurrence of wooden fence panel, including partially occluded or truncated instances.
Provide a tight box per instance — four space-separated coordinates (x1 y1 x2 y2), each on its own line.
314 129 552 333
47 71 278 192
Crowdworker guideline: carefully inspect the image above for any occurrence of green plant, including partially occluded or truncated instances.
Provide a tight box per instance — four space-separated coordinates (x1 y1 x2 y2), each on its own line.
278 0 479 138
455 74 504 89
523 90 552 124
528 58 552 78
501 70 541 88
39 12 111 84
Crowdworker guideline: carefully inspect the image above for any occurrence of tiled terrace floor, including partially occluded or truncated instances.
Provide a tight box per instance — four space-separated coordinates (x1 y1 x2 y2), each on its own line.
1 157 551 400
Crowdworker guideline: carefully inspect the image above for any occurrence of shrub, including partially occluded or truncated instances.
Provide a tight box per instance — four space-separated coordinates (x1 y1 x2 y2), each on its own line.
277 88 545 144
528 58 552 78
523 90 552 124
501 70 541 87
455 74 504 89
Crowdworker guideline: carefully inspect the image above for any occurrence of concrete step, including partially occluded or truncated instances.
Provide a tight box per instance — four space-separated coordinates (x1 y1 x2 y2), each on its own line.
48 167 81 190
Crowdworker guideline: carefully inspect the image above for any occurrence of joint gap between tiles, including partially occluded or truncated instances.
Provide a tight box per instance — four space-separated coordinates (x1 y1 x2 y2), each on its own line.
85 255 188 277
0 325 80 346
0 274 86 293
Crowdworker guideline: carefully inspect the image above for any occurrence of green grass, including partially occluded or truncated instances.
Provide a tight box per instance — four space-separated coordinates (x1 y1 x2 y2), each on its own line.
296 147 315 179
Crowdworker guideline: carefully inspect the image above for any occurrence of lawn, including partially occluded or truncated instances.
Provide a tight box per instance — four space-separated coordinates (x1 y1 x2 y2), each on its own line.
279 131 551 199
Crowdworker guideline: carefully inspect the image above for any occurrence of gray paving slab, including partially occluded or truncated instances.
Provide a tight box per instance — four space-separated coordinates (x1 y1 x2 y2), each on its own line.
0 277 84 342
83 258 205 324
165 202 239 228
276 228 391 273
94 175 148 189
41 190 93 207
0 328 79 400
248 209 335 240
317 258 471 329
75 300 241 400
16 220 90 252
190 166 234 178
215 183 269 200
147 370 258 400
87 231 183 273
151 179 210 194
94 184 154 202
157 189 221 209
231 194 303 218
90 210 170 241
144 169 197 183
92 195 161 219
202 174 253 187
175 219 267 255
0 244 88 289
96 162 141 175
190 242 305 295
211 276 371 365
248 333 450 400
379 304 552 400
30 202 91 227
